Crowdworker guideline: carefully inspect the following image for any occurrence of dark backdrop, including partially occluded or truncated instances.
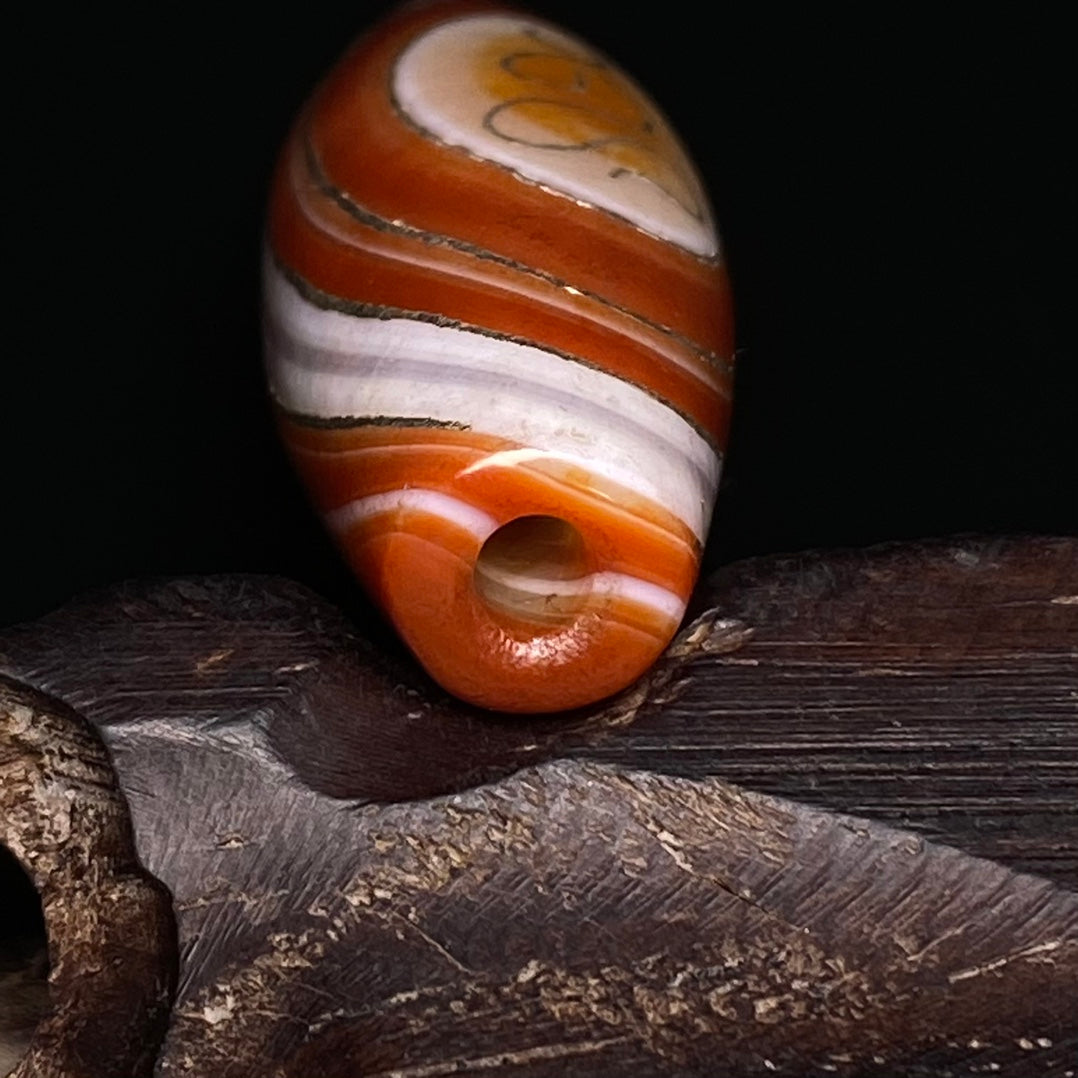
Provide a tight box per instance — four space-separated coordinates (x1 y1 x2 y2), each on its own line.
4 3 1073 631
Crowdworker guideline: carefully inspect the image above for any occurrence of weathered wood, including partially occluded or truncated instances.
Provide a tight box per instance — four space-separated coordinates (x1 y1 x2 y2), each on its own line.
4 535 1075 882
608 534 1078 882
0 679 176 1078
0 860 47 1078
0 536 1075 1075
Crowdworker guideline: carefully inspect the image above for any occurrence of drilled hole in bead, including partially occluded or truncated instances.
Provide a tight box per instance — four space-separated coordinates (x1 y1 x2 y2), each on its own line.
475 515 589 625
0 844 50 1076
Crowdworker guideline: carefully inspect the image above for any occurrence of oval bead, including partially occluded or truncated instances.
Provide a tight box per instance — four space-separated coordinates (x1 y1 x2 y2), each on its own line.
264 1 734 713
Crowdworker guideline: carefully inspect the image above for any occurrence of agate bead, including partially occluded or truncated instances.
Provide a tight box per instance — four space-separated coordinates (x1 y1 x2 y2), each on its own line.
264 1 734 712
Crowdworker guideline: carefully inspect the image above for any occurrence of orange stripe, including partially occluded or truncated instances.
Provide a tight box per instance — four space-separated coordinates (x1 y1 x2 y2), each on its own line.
269 138 732 446
337 507 683 634
292 1 734 361
279 423 512 509
278 415 699 596
280 422 509 456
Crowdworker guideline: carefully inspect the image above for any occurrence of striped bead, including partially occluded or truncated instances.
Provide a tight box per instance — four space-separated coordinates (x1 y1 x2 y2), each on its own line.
264 1 734 712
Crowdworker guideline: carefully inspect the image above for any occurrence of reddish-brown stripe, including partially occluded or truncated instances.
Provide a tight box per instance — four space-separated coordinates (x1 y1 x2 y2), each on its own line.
279 417 698 597
268 140 732 445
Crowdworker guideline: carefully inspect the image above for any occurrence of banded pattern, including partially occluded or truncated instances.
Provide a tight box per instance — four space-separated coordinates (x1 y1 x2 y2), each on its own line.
265 1 735 712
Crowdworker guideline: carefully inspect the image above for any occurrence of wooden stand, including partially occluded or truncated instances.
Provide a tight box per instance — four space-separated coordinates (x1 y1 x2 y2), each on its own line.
2 536 1075 1076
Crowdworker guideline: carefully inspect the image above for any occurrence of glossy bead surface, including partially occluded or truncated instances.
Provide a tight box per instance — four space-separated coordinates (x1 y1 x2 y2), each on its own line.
264 1 734 712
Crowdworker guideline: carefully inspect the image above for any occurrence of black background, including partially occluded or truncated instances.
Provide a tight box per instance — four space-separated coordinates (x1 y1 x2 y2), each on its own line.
4 3 1074 631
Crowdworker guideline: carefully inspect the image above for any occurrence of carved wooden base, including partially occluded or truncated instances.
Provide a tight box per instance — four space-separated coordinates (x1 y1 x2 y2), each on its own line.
1 537 1075 1076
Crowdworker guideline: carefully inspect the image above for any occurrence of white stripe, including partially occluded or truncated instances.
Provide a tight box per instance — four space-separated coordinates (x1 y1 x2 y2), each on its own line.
325 489 498 541
264 261 720 541
481 565 685 622
588 573 684 622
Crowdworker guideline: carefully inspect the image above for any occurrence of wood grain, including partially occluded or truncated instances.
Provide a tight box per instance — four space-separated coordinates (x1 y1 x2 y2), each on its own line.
0 536 1074 1075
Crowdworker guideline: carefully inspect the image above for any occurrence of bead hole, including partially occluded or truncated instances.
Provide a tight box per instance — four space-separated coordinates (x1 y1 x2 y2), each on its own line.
475 515 589 625
0 843 50 1075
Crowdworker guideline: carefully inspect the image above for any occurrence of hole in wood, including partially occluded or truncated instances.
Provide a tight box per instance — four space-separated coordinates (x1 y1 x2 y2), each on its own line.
0 844 50 1077
475 515 589 625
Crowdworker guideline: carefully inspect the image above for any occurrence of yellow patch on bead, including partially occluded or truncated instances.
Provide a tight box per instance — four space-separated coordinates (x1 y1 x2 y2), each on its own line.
393 15 718 257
